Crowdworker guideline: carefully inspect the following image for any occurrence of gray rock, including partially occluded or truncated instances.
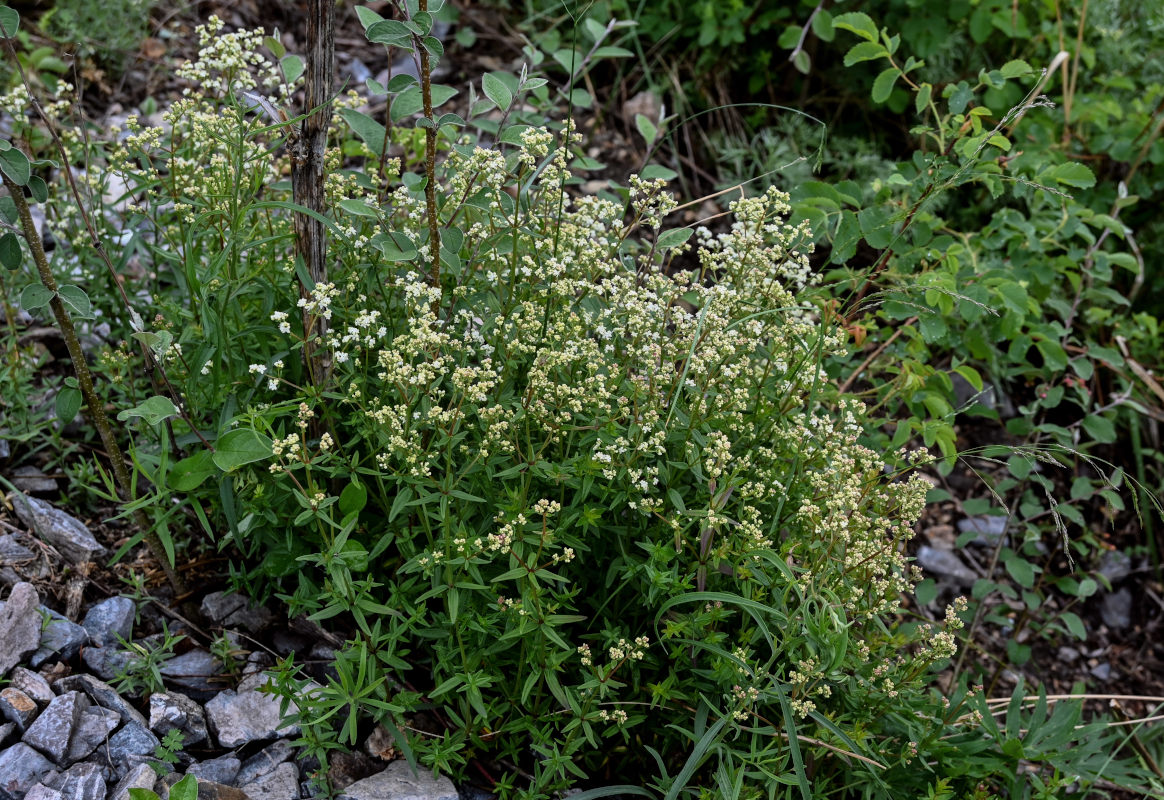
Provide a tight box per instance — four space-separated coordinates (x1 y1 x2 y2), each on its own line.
0 583 43 676
22 786 63 800
30 610 90 668
956 515 1008 544
236 740 293 785
65 705 121 763
185 756 240 787
10 667 55 706
108 764 155 800
915 545 978 585
200 593 274 635
159 649 223 693
1101 587 1133 630
205 686 299 748
23 691 87 765
338 761 458 800
0 722 17 747
0 536 37 565
1091 661 1115 681
0 687 39 730
53 675 147 727
45 763 105 800
149 692 207 747
0 743 58 800
240 762 298 800
7 493 106 565
1098 550 1134 584
10 468 57 494
189 781 246 800
103 722 159 767
81 598 136 648
78 646 134 683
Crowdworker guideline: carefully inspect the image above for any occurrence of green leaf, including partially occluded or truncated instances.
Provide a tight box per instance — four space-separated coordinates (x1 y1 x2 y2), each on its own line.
212 429 274 471
281 54 305 85
57 284 91 319
390 85 459 123
634 113 657 147
811 9 834 41
1045 162 1096 189
117 395 180 426
55 386 82 423
27 175 47 203
482 72 512 110
1000 59 1032 78
366 19 414 44
337 198 380 218
0 146 30 186
354 5 384 30
1060 611 1086 640
340 481 368 516
915 82 932 115
376 231 417 262
792 50 811 74
339 108 388 151
843 41 887 66
0 6 19 38
19 283 52 312
656 228 693 250
169 450 217 492
169 774 198 800
1081 414 1116 444
0 231 20 269
262 34 286 59
832 11 878 42
1004 555 1036 589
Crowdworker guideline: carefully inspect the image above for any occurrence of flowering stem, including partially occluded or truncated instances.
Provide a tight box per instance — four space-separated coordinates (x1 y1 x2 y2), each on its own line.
2 172 183 593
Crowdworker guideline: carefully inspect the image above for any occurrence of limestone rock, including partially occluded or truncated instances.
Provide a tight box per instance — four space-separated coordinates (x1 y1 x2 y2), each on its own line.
185 756 240 787
0 583 42 677
200 592 274 635
149 692 207 747
239 762 299 800
65 705 120 763
337 761 458 800
0 687 39 730
109 764 156 800
9 668 54 707
44 763 105 800
23 691 87 765
205 688 298 748
53 675 147 727
0 743 58 800
7 493 105 565
30 610 89 669
81 598 136 648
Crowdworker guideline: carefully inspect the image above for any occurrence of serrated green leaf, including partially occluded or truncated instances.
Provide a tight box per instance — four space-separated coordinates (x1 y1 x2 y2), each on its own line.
213 429 274 471
1046 162 1096 189
843 41 887 66
871 68 901 104
915 82 932 115
832 11 878 42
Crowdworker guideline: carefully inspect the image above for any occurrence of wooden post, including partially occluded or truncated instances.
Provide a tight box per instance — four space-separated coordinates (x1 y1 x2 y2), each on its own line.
293 0 335 387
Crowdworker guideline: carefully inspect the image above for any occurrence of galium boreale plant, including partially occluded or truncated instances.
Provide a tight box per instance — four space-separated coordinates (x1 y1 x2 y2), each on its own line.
212 115 983 795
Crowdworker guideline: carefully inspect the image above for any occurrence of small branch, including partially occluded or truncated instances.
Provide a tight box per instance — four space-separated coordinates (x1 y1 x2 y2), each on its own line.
415 0 441 293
